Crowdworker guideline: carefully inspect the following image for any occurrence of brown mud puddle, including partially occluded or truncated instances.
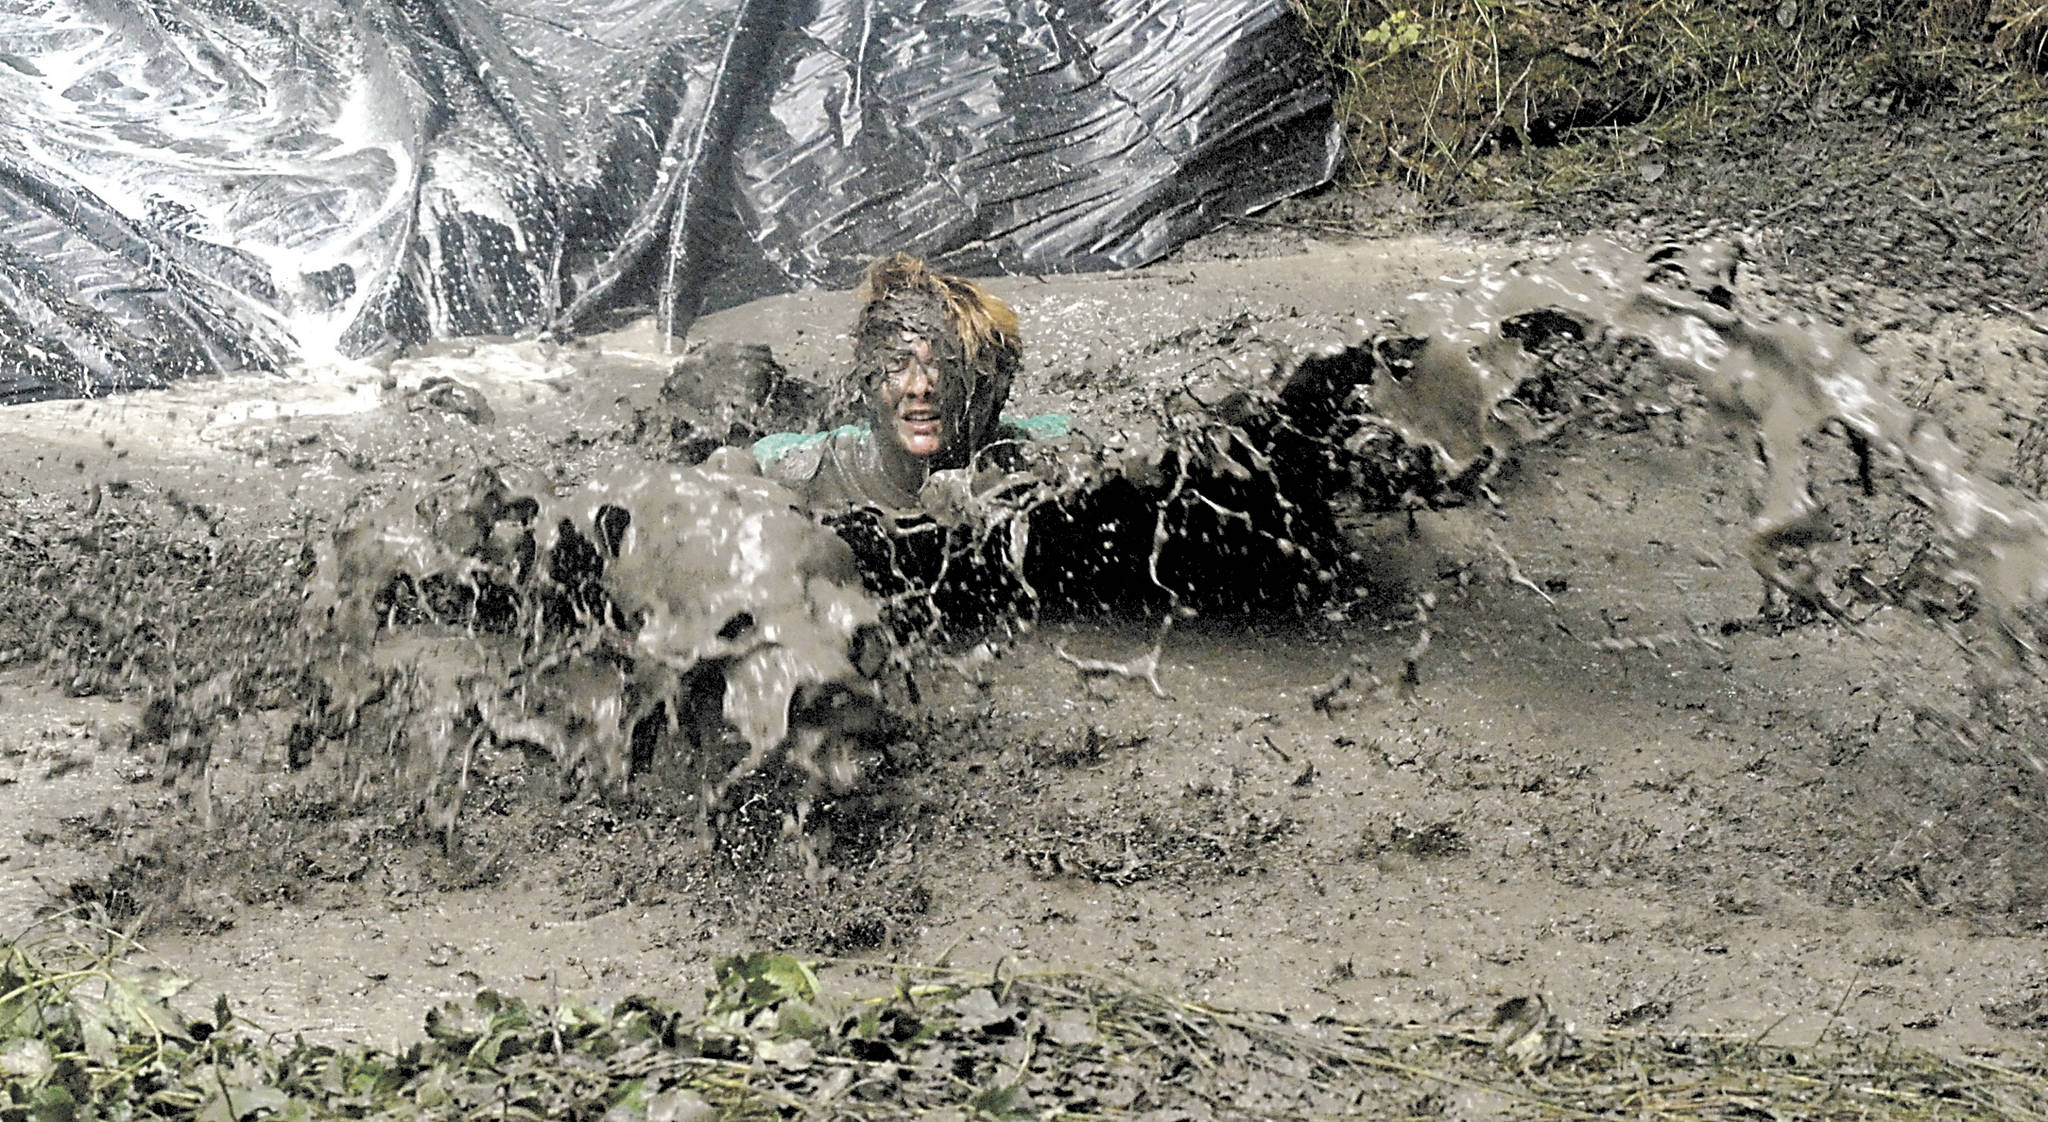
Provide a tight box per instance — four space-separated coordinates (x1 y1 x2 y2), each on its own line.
4 233 2048 1062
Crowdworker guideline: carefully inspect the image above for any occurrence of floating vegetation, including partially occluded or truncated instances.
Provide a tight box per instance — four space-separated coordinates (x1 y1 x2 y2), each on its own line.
2 928 2042 1120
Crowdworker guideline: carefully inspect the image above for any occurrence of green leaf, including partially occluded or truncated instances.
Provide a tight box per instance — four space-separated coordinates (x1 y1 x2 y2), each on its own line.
0 985 45 1039
609 1006 658 1046
555 999 606 1034
29 1081 77 1122
769 1000 828 1044
414 1071 451 1110
601 1076 649 1122
422 1003 468 1048
853 1004 883 1041
765 955 818 999
77 1009 119 1068
708 953 819 1017
107 976 189 1043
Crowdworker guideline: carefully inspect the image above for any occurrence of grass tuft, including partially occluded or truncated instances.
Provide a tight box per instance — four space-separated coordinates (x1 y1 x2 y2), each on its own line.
1290 0 2040 204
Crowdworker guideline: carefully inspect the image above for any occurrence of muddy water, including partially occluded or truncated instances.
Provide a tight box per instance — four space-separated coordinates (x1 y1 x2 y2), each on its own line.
295 455 888 847
4 234 2048 1057
1360 236 2048 648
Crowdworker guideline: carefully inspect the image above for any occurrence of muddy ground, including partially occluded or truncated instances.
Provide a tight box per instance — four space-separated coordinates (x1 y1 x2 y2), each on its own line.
5 90 2048 1077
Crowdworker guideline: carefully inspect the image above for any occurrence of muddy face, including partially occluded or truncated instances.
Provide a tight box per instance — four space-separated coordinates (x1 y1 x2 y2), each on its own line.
855 284 988 481
876 331 952 459
870 328 977 474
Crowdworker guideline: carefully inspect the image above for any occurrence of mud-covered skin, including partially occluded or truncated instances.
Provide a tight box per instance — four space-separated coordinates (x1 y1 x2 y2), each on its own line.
851 260 1020 468
294 452 889 841
795 255 1025 508
877 331 947 459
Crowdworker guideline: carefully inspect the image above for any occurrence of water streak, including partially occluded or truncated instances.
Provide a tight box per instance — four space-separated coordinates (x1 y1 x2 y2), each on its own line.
1382 237 2048 652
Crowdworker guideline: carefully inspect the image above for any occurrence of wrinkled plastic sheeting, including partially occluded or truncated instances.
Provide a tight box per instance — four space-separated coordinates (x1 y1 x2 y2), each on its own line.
0 0 1337 404
731 1 1341 289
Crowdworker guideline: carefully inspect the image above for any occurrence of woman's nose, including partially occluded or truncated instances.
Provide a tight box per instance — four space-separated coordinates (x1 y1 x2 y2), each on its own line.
900 362 934 396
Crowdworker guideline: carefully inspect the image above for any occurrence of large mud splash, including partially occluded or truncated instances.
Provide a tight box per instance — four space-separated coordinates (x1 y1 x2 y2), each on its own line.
287 451 892 846
869 234 2048 678
1382 236 2048 660
17 234 2048 865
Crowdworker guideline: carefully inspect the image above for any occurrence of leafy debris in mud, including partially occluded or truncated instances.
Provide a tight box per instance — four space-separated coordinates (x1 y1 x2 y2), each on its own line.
1984 981 2048 1032
3 929 2044 1121
1382 817 1469 859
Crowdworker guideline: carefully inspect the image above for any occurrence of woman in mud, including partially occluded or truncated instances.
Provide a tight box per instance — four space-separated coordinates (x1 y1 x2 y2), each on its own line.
754 254 1065 510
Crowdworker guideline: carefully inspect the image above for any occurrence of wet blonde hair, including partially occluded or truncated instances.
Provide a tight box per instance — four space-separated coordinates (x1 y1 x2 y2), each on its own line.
855 253 1021 367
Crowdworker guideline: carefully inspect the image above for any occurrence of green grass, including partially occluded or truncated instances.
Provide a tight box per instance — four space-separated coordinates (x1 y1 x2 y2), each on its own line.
1290 0 2048 204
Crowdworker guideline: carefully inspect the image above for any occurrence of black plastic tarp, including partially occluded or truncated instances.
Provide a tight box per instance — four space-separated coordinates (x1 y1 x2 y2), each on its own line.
0 0 1338 403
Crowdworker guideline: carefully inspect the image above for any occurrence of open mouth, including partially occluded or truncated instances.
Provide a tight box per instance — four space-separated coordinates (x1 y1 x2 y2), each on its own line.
896 408 942 451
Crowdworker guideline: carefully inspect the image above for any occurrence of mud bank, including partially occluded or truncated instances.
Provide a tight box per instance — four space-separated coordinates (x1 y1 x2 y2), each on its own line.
3 232 2048 1067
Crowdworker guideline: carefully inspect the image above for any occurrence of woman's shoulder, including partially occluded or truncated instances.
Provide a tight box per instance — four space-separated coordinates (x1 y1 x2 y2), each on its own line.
1000 413 1071 441
754 424 870 480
